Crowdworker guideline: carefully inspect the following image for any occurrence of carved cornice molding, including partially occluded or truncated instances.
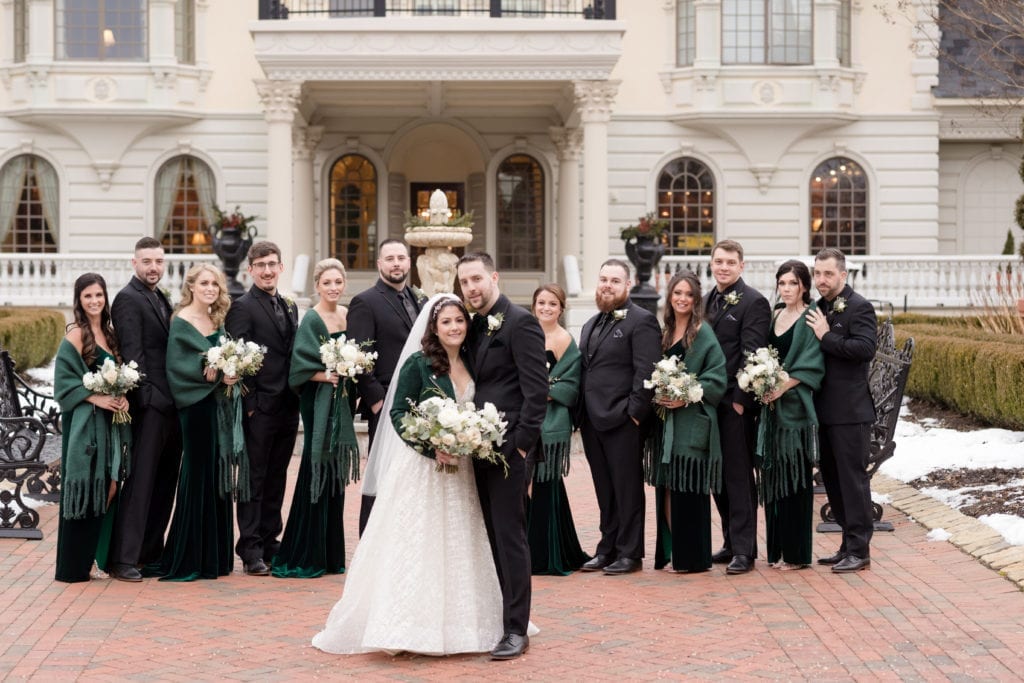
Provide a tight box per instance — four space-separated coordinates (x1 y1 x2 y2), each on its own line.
260 66 615 82
256 79 302 124
573 80 619 123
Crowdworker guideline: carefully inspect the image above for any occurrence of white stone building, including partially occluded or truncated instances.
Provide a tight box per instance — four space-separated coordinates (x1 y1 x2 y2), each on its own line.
1 0 1021 308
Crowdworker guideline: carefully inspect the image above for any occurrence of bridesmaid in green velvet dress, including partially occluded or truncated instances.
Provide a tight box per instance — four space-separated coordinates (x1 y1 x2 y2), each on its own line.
527 284 590 575
273 258 357 578
54 273 128 583
157 264 240 581
645 271 727 573
757 260 824 570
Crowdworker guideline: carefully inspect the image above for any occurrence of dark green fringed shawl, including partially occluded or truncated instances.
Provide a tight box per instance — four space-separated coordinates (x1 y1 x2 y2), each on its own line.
289 309 360 502
55 340 130 519
643 325 728 495
756 304 825 504
166 317 250 502
534 340 581 483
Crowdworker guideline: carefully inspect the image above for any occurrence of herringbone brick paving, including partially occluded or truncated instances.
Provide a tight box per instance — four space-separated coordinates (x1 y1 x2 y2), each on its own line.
4 437 1024 681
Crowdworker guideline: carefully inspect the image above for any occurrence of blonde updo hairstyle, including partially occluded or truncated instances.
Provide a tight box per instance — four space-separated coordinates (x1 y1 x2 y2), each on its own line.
313 258 346 288
178 263 231 328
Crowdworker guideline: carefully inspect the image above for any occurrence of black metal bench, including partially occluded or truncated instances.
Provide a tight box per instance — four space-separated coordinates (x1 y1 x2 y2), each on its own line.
1 347 62 540
817 320 915 533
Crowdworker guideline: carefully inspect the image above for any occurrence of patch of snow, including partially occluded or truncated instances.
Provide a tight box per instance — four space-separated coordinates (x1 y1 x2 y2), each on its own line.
978 514 1024 546
926 528 952 542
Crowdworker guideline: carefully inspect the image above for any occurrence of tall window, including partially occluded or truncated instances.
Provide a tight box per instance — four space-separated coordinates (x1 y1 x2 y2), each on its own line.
0 155 59 253
837 0 851 66
657 158 715 256
56 0 148 61
155 156 215 254
330 155 377 270
13 0 28 63
496 155 545 271
175 0 194 64
677 0 696 67
810 157 868 255
722 0 812 65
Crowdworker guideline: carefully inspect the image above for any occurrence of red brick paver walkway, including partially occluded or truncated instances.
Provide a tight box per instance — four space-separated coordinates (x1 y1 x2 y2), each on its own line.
4 441 1024 681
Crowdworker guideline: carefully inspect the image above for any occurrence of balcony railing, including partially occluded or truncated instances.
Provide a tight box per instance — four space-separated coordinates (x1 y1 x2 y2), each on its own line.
258 0 616 19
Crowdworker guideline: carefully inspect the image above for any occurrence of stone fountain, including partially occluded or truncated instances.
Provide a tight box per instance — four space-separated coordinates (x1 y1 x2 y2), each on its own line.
403 189 474 295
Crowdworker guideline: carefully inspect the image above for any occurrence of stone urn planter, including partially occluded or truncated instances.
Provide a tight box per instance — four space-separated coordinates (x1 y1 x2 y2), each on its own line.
620 212 668 314
404 189 474 296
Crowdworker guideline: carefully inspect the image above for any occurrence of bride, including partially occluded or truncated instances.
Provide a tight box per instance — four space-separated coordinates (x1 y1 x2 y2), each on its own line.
312 294 504 655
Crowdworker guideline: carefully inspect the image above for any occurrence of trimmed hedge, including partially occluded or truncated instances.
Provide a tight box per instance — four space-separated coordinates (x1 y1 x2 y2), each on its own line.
895 323 1024 430
0 308 66 370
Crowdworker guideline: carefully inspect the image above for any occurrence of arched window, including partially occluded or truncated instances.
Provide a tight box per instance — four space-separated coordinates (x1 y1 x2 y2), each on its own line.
155 155 215 254
677 0 696 66
496 154 545 271
330 154 377 270
657 158 715 256
0 155 59 253
810 157 868 255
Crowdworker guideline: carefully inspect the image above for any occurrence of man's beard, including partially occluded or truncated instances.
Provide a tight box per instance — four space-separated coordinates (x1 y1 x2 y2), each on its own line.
381 269 408 285
594 289 628 314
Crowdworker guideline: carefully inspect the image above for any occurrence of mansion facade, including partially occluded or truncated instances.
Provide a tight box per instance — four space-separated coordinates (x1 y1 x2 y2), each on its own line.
1 0 1022 302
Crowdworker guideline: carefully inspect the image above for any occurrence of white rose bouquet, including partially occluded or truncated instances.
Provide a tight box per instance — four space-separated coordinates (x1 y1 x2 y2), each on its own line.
399 395 508 474
205 336 266 397
643 355 704 418
737 345 789 405
82 358 143 424
319 335 378 395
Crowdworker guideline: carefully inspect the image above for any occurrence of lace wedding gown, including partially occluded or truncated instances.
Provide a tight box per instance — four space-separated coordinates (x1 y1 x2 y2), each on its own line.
312 381 504 655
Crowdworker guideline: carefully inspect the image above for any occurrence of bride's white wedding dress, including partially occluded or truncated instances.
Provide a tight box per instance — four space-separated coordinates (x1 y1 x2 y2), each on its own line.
312 380 504 656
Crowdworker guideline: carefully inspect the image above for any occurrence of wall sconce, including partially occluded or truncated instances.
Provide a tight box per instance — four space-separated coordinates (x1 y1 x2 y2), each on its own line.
102 29 116 47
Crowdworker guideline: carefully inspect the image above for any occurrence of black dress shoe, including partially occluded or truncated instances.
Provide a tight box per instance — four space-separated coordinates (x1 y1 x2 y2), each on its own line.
580 554 613 572
817 550 848 566
726 555 754 574
491 633 529 660
603 558 641 575
832 555 870 573
244 559 270 576
711 548 733 564
109 564 143 582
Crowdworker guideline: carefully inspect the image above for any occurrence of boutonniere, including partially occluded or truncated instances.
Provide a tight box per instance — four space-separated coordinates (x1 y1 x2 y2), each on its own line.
159 286 172 301
486 313 504 335
612 309 627 322
410 285 427 303
832 296 847 314
723 291 742 308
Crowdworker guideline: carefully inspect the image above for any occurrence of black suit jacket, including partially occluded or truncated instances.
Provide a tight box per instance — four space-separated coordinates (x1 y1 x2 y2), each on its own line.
703 277 772 411
814 285 877 425
347 279 422 418
225 285 299 414
467 294 548 456
111 276 174 413
578 300 662 430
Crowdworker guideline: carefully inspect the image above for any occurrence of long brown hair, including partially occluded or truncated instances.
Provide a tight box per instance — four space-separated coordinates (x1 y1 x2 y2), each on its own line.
177 264 231 328
71 272 120 366
661 270 703 351
421 297 469 376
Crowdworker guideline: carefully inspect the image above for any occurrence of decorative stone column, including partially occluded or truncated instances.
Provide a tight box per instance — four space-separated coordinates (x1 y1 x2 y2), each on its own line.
256 79 301 289
550 126 583 289
292 124 323 294
573 80 619 291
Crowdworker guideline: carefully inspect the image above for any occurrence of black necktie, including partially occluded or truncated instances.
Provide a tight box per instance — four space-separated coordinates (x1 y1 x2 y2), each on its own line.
398 290 418 325
271 295 288 333
471 313 488 337
710 291 723 316
596 312 611 336
151 288 170 321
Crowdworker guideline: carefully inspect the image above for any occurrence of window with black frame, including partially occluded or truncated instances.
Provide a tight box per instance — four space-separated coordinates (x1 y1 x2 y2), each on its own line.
657 158 715 256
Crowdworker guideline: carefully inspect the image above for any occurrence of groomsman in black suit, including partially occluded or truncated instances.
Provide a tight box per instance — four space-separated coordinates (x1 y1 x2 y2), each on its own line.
225 241 299 576
348 238 423 533
577 259 662 576
806 247 877 573
457 252 547 660
108 237 181 582
703 239 771 575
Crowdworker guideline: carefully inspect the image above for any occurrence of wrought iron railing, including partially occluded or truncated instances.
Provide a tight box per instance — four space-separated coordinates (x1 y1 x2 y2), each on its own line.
258 0 616 19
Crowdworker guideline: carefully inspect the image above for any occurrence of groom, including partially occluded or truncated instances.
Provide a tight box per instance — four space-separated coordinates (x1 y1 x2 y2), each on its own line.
457 252 548 660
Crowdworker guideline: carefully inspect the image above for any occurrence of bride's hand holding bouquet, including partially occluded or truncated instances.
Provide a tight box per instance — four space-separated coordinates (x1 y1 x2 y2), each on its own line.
400 395 509 475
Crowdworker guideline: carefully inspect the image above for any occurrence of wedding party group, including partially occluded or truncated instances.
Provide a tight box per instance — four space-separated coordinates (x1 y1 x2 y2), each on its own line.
52 231 877 660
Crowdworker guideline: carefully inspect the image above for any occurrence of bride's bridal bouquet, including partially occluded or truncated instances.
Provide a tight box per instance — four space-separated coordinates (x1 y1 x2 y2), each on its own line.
319 335 378 396
205 336 266 397
737 345 789 405
82 358 143 424
399 396 508 474
644 355 703 417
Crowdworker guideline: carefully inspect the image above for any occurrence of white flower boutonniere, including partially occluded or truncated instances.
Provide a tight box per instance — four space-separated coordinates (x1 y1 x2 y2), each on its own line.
832 296 847 314
411 285 427 304
612 309 628 322
283 295 296 311
723 291 742 308
487 313 504 335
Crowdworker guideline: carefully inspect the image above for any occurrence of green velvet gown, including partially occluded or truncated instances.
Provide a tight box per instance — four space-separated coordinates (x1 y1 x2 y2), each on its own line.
272 329 346 579
54 347 118 583
156 327 234 581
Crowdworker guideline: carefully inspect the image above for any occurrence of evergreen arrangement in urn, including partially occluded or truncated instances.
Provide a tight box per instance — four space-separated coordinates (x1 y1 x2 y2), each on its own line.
620 212 669 242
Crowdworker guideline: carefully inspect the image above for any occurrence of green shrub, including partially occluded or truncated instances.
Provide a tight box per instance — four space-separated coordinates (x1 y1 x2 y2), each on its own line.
0 308 66 370
895 324 1024 430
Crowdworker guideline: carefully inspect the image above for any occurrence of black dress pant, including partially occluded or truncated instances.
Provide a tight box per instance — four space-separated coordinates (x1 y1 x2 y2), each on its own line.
581 419 645 560
818 422 874 558
712 403 759 558
236 401 299 563
110 406 182 567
